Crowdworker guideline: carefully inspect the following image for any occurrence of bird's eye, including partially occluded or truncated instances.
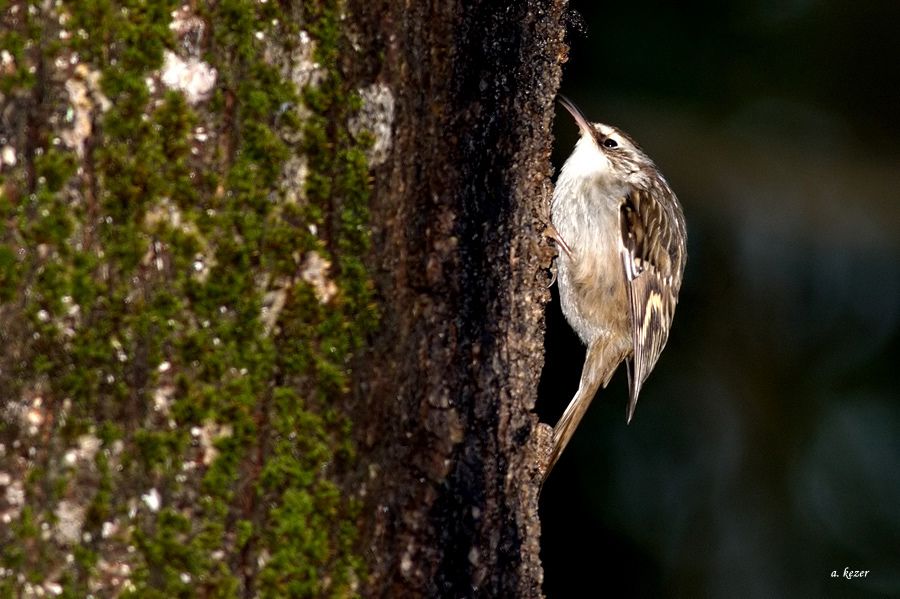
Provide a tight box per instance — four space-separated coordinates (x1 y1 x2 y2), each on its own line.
603 138 618 149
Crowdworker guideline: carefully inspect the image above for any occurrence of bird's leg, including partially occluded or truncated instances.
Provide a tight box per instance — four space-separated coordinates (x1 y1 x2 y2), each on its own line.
544 222 573 260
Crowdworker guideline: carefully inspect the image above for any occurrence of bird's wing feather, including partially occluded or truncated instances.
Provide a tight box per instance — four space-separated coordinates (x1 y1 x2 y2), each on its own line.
619 185 686 422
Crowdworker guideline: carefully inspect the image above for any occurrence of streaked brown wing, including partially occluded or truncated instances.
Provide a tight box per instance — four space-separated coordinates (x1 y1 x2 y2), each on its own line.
619 184 686 422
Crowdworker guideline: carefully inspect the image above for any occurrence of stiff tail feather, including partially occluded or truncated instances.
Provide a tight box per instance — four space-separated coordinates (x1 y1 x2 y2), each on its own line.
544 340 624 480
546 377 602 477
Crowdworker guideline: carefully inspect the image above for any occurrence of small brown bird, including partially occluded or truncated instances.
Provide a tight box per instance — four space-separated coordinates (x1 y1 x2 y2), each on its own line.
545 96 687 477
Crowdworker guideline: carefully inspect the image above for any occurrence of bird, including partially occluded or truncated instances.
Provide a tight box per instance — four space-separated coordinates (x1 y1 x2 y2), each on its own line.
544 96 687 477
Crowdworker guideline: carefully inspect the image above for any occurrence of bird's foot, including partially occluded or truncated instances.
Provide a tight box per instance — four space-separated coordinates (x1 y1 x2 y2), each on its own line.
543 223 573 260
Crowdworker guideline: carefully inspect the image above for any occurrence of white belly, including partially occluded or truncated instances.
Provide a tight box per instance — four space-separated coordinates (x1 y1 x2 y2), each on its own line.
552 170 630 347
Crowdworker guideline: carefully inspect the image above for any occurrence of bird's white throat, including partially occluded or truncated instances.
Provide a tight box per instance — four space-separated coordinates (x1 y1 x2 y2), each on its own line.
556 133 628 200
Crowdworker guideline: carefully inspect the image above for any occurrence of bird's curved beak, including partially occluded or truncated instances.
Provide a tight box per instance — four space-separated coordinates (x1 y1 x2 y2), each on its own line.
558 95 597 143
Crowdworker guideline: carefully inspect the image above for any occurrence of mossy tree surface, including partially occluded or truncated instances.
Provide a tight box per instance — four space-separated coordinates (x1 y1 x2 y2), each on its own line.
0 0 371 595
1 0 568 596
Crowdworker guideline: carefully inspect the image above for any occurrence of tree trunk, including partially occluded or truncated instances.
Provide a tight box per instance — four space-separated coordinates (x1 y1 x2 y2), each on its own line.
0 0 566 596
347 2 566 597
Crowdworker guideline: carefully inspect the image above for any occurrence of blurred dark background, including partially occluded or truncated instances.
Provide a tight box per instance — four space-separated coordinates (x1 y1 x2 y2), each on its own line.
537 2 900 597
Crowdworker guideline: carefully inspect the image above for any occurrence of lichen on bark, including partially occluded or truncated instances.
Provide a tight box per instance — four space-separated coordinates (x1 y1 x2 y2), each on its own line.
0 0 373 595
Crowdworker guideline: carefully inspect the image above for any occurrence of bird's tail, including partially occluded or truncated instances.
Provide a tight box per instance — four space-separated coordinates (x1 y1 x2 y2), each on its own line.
544 340 624 480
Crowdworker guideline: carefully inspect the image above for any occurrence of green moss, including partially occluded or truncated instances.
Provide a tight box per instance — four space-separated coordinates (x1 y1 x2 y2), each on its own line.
1 0 374 594
0 244 21 301
0 29 36 93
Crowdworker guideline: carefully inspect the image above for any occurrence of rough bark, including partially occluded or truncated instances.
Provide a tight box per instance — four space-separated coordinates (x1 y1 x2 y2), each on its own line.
347 2 566 597
0 0 566 596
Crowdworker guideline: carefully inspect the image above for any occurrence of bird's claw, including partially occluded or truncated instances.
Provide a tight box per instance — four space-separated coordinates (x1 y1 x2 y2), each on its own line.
543 224 573 260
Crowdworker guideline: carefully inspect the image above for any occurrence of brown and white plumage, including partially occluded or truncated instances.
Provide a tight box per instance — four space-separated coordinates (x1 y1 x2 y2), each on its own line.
545 97 686 477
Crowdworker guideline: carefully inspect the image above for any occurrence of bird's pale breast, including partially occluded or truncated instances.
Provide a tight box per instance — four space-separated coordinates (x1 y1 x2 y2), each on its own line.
553 176 631 349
